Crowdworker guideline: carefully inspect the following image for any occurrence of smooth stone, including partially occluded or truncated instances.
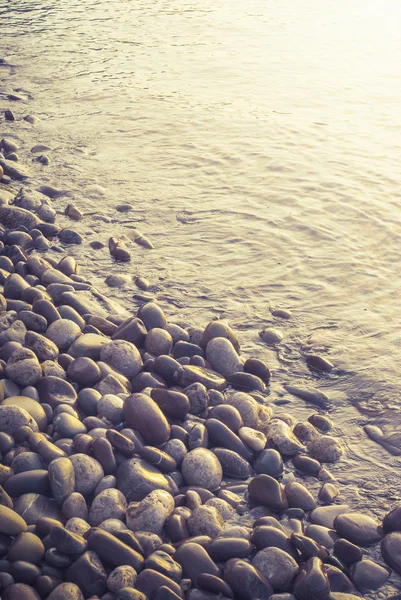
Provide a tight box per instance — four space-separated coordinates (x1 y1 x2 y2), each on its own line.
284 384 330 409
209 404 243 432
145 328 173 356
306 355 334 373
175 542 219 586
200 321 240 352
69 454 104 495
211 447 253 479
151 388 190 419
349 559 390 591
53 412 86 437
223 558 274 600
310 505 349 528
123 393 170 445
49 524 87 555
115 588 146 600
100 340 143 379
144 550 182 582
187 505 224 538
66 551 107 597
333 538 363 566
46 320 81 351
197 573 233 598
284 482 317 511
6 348 42 387
383 505 401 533
68 333 109 359
135 569 183 599
89 488 127 526
334 512 382 546
116 458 178 502
293 557 330 600
47 583 85 600
248 475 288 511
181 448 222 491
0 504 27 535
0 403 39 434
308 436 343 463
36 376 77 408
226 371 266 392
4 470 50 496
67 356 101 385
265 419 305 456
14 494 61 524
25 331 58 362
381 531 401 575
2 583 41 600
304 524 338 549
251 526 298 559
252 547 299 592
48 457 75 507
243 358 271 382
254 449 284 478
206 337 242 377
127 489 174 534
205 418 253 460
97 394 124 424
176 365 226 391
208 537 252 561
238 426 266 451
318 483 339 504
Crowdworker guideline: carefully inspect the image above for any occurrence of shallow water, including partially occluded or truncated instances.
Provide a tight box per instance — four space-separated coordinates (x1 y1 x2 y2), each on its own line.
1 0 401 590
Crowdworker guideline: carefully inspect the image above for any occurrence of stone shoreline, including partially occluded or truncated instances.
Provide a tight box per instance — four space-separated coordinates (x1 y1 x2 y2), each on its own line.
0 57 400 600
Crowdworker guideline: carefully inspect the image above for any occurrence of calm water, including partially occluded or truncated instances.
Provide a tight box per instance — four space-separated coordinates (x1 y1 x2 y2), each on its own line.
2 0 401 557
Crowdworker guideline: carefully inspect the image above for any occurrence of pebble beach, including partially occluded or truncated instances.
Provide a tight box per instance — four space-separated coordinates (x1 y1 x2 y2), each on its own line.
1 42 401 600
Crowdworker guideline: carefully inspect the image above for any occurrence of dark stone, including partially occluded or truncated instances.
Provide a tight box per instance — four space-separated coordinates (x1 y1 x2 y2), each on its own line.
243 358 271 382
87 528 144 571
123 393 170 445
209 404 243 432
205 418 253 460
293 557 330 600
248 475 288 511
211 447 253 480
334 512 383 546
36 376 77 408
383 505 401 533
8 532 45 564
10 560 41 584
144 550 182 582
4 470 50 497
175 542 219 586
207 537 252 561
14 493 61 524
49 524 87 555
2 583 41 600
46 582 84 600
197 573 234 598
251 526 298 560
381 531 401 575
151 388 190 419
116 458 178 502
66 551 107 596
223 558 274 600
333 538 363 566
226 372 266 393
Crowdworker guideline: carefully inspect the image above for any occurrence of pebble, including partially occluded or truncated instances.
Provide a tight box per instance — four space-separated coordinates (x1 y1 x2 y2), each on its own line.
382 531 401 575
69 453 104 495
248 474 288 511
123 393 170 445
253 546 299 591
334 512 383 546
126 489 174 534
349 558 390 590
181 448 223 490
308 435 343 463
116 458 177 502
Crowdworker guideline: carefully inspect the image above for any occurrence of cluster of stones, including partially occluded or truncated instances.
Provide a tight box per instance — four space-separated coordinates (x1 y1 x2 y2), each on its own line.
0 139 400 600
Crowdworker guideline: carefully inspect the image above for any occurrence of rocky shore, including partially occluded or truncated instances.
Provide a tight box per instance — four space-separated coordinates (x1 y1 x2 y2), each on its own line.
0 60 401 600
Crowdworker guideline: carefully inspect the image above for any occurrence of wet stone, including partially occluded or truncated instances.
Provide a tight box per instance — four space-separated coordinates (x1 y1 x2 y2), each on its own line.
144 550 182 582
248 474 288 511
123 393 170 445
310 505 349 528
349 559 390 591
308 435 343 463
381 531 401 575
67 551 107 597
293 557 330 600
334 512 383 546
252 546 299 592
212 447 253 479
175 542 219 586
333 538 363 566
223 558 274 600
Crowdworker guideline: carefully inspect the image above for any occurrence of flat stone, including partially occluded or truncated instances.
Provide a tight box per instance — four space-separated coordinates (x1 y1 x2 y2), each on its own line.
68 333 109 359
349 559 390 591
310 505 349 529
334 512 383 546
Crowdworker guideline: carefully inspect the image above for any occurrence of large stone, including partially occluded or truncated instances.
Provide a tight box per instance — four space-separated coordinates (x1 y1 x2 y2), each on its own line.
68 333 109 359
248 475 288 511
381 531 401 575
223 558 274 600
308 435 343 463
0 505 27 535
47 583 84 600
334 512 383 546
123 393 170 445
67 551 108 597
46 319 82 351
